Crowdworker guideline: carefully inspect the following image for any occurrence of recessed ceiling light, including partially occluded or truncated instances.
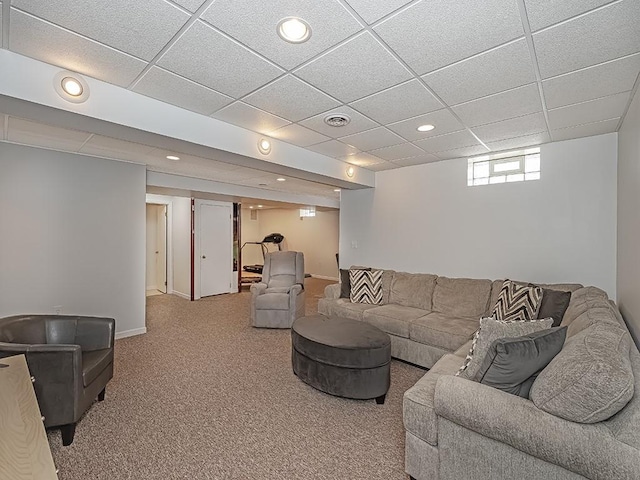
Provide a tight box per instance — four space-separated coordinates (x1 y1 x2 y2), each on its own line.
249 206 254 209
346 166 355 178
277 177 286 182
53 71 90 103
166 155 180 161
417 124 435 132
277 17 311 43
258 205 263 208
258 138 271 155
324 114 351 127
334 188 341 192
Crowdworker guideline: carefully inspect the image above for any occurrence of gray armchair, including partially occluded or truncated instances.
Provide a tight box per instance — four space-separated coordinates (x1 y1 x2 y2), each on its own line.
0 314 115 445
250 251 306 328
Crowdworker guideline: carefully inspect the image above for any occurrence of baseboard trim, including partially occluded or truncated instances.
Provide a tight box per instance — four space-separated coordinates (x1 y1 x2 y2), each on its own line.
311 275 339 281
171 290 190 300
115 327 147 340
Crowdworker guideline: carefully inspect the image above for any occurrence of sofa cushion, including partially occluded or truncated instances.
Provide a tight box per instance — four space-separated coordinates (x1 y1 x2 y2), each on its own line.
492 280 543 322
432 277 492 318
82 348 113 387
363 305 427 338
530 322 634 423
561 286 610 327
389 272 437 310
537 289 572 327
329 299 378 321
350 269 383 304
457 317 553 380
403 353 463 446
473 326 567 398
255 293 290 310
409 313 478 352
566 305 622 338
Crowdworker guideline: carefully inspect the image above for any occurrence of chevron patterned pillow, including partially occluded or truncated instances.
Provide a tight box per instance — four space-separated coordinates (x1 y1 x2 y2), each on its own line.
349 269 383 304
492 280 543 321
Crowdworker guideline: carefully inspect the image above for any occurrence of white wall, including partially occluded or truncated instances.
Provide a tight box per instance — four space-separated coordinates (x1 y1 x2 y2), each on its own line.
0 143 146 337
240 208 263 268
145 204 159 290
171 196 192 299
341 133 618 297
258 208 339 279
617 89 640 345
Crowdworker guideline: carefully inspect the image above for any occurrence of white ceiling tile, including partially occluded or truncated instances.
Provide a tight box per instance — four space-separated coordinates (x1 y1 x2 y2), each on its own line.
10 10 147 87
12 0 189 61
268 124 331 147
299 106 378 138
343 0 413 24
368 143 424 161
212 102 291 135
350 79 443 124
171 0 207 13
375 0 523 74
387 109 464 141
452 84 543 127
472 112 548 144
550 118 619 142
244 75 340 122
414 130 481 153
8 117 91 151
434 145 490 160
547 92 631 130
524 0 614 31
201 0 363 70
158 21 283 98
365 161 400 171
542 53 640 108
485 132 551 152
338 127 405 151
533 0 640 79
295 32 412 103
133 67 233 116
79 134 156 162
392 153 441 167
338 151 386 167
306 140 359 158
423 40 536 106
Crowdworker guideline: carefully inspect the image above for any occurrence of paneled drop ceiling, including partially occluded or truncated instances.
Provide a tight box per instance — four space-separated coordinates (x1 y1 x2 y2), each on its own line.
1 0 639 196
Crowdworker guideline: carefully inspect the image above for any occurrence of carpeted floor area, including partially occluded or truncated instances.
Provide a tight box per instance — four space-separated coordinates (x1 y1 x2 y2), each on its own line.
48 278 425 479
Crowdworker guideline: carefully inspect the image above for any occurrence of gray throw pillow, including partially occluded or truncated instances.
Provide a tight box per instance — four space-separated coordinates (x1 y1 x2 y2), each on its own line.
473 327 567 398
538 289 572 327
457 317 554 380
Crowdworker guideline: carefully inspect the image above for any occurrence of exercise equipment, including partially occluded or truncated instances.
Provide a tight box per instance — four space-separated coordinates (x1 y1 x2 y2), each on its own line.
241 233 285 274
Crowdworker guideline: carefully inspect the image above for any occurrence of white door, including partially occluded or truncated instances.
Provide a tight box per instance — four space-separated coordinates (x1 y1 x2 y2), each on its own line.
200 203 232 297
156 205 167 293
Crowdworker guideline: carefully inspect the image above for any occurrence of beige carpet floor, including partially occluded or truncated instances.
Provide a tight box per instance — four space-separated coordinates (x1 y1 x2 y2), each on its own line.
48 278 425 480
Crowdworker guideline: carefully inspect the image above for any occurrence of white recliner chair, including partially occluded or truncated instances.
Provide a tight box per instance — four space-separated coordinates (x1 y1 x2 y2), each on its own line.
250 251 305 328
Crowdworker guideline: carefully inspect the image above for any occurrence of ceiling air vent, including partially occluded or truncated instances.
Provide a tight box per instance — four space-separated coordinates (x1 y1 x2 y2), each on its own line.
324 114 351 127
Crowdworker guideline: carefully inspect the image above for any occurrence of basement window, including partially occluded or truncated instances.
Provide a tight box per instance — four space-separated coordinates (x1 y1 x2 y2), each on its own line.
467 148 540 186
299 206 316 217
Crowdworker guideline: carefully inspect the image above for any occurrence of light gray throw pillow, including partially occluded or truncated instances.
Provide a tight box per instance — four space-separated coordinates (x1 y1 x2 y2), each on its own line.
457 317 553 380
530 323 634 423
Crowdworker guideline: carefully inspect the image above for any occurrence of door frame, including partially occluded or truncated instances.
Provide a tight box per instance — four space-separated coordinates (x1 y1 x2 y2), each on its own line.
194 199 235 300
145 194 174 295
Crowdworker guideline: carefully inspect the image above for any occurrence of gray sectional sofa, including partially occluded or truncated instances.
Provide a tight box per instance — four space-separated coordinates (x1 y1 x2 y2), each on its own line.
318 269 640 480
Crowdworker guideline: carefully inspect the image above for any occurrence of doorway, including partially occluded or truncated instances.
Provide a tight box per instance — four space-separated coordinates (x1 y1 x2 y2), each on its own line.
146 204 168 296
196 200 233 298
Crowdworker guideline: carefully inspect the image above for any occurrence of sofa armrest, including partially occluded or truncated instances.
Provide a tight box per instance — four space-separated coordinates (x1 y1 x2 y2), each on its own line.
74 317 115 351
250 282 268 297
434 375 640 480
324 283 341 300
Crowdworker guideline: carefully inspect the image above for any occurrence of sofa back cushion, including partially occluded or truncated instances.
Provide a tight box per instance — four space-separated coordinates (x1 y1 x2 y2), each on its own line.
433 277 492 318
389 272 437 310
561 286 610 327
530 321 634 423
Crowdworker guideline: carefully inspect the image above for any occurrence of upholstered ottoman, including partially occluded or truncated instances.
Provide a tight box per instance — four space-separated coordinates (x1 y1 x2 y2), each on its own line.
291 315 391 404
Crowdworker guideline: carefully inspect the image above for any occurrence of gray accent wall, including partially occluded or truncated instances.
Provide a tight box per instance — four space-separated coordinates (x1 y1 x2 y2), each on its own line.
0 143 146 337
617 88 640 346
340 133 618 298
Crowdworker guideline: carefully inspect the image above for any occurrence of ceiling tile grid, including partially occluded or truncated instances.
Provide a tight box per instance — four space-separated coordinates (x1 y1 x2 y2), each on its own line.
133 66 234 116
3 0 639 178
